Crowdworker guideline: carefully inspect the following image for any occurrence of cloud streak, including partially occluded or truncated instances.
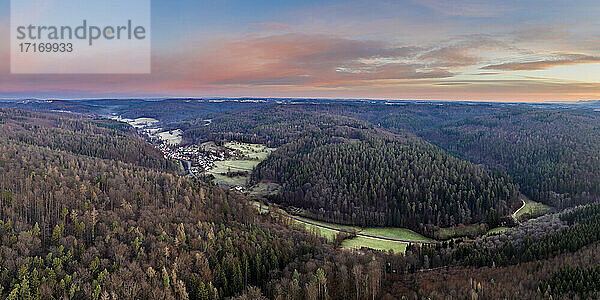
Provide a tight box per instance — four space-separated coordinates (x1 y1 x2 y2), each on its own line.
482 54 600 70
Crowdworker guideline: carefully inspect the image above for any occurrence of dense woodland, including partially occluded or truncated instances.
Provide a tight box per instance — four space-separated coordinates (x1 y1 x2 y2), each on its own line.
111 100 267 124
420 110 600 208
453 202 600 268
183 106 374 148
184 102 600 228
253 133 517 232
0 110 176 171
15 100 599 213
389 241 600 299
285 103 600 210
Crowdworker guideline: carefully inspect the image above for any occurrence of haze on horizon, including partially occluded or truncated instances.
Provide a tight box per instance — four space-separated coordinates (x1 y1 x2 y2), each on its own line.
1 0 599 102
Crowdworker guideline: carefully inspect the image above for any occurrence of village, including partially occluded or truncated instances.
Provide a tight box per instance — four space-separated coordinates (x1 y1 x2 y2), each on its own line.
156 143 228 175
109 116 231 177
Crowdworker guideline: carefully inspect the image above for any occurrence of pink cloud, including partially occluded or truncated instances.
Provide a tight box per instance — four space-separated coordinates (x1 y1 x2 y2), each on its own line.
179 33 453 89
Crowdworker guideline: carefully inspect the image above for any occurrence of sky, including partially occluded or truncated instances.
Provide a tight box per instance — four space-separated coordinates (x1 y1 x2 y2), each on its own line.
1 0 600 101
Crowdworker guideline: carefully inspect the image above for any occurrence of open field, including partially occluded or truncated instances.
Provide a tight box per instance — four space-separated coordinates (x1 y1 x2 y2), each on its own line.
294 216 361 232
342 228 431 254
156 129 183 145
225 142 275 160
293 216 360 240
250 201 430 253
208 161 256 186
115 117 159 129
342 236 408 253
295 221 345 241
207 142 275 187
515 199 552 219
294 218 429 253
360 228 431 242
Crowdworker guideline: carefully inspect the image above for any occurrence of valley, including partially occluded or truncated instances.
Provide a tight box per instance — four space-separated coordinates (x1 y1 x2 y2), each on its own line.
1 99 600 299
64 100 568 249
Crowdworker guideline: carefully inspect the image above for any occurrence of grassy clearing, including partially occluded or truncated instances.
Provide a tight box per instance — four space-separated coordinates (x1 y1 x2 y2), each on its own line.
251 203 427 253
156 129 183 145
250 200 430 253
251 202 343 241
207 160 256 186
516 199 552 219
342 237 407 254
292 216 360 241
207 142 275 187
487 227 510 235
294 219 427 253
225 142 275 161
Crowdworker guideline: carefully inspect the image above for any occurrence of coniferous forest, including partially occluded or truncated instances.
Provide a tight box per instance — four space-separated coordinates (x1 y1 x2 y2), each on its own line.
252 134 517 231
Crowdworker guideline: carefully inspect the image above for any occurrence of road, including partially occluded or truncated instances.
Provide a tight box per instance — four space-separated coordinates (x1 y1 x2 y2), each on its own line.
512 198 526 223
253 203 433 245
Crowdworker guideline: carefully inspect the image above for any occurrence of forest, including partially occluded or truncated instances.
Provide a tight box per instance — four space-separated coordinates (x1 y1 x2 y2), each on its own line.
280 102 600 210
3 100 600 299
182 104 518 234
200 103 600 213
252 133 517 233
183 105 374 148
421 110 600 208
0 108 400 300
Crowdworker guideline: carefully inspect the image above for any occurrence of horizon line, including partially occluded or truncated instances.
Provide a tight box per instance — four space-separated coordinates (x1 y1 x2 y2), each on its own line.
1 96 598 105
